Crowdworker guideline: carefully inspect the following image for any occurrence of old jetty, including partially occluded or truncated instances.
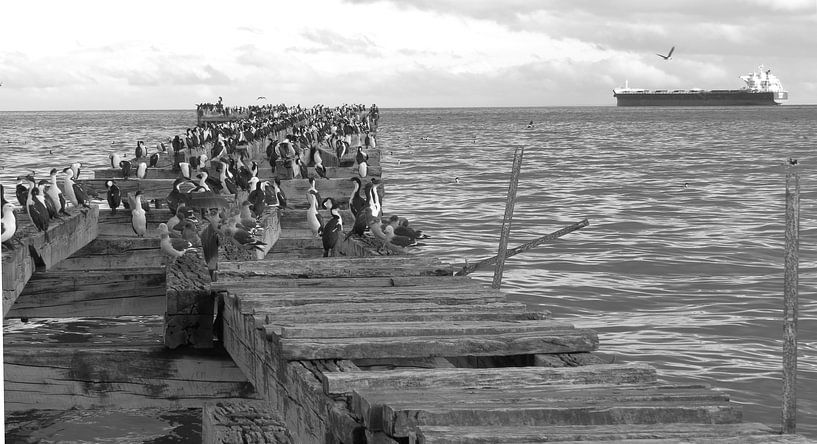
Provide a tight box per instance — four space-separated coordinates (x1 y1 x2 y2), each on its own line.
2 103 811 443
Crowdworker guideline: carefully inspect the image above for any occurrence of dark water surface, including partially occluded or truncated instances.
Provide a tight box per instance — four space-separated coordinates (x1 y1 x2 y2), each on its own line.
2 106 817 440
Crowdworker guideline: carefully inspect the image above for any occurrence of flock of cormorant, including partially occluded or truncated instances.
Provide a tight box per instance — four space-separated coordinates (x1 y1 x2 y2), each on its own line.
1 102 424 281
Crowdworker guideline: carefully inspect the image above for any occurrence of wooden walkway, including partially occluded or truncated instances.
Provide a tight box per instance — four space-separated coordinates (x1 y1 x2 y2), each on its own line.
3 105 813 443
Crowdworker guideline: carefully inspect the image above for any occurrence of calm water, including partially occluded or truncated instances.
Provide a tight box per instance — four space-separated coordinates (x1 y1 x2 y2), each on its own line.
2 107 817 440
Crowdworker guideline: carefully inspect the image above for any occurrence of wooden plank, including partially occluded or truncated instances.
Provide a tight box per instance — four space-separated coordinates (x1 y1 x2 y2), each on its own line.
415 423 780 444
165 250 213 349
8 268 166 318
50 236 165 270
256 307 548 325
267 320 574 340
215 275 481 290
3 316 257 411
353 385 742 437
3 206 99 317
2 239 33 316
241 299 530 317
322 363 657 396
234 289 506 308
279 329 598 360
218 257 452 279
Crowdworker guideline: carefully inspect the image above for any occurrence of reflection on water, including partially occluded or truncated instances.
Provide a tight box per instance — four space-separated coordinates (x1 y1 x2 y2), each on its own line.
2 106 817 439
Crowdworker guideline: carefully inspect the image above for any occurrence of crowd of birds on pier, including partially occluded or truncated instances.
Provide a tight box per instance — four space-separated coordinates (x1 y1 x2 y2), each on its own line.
1 162 93 245
1 101 423 282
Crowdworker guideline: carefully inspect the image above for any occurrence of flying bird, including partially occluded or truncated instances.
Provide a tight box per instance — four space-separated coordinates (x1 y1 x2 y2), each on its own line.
657 46 675 60
257 96 266 100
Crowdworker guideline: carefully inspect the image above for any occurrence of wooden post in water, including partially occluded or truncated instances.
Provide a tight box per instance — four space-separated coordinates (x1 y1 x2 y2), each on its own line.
492 147 524 289
782 159 799 434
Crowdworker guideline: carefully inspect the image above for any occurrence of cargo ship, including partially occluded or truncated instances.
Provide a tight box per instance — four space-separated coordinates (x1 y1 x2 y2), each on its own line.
613 66 788 106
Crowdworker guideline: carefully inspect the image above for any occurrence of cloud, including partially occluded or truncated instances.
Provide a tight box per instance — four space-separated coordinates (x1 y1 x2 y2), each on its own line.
297 29 381 56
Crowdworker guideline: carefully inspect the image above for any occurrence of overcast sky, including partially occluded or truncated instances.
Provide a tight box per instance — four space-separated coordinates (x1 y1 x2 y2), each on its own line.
1 0 815 110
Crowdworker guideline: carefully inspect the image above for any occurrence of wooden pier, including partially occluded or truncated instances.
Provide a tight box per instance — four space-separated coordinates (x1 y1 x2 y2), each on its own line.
3 105 812 443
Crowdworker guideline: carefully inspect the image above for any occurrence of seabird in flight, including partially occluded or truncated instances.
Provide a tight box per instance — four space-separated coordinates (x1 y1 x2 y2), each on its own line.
657 46 675 60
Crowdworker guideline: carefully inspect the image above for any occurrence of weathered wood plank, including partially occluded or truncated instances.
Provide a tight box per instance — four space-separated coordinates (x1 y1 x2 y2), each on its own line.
165 250 213 349
215 275 481 290
267 320 573 340
3 316 257 411
354 385 742 437
2 240 33 316
241 299 530 317
50 236 165 270
202 401 294 444
414 423 780 444
235 289 506 308
3 206 99 316
8 268 166 318
280 329 598 360
321 363 657 396
218 257 452 279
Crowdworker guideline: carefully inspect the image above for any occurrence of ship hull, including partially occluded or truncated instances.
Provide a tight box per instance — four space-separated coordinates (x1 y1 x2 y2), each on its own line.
614 91 784 107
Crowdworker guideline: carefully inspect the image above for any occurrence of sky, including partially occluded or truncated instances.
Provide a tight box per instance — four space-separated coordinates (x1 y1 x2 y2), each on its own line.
0 0 815 110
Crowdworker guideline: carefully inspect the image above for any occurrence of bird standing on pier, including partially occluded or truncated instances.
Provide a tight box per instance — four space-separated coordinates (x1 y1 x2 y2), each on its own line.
166 178 190 215
37 180 59 220
296 157 308 179
306 189 323 238
15 177 29 207
366 180 381 218
158 223 196 260
130 191 147 237
1 202 17 246
70 162 82 180
223 212 266 251
201 212 220 281
321 205 342 257
349 177 365 218
135 141 147 159
313 150 328 179
47 169 69 216
109 152 121 169
120 160 132 180
136 162 148 179
273 178 287 209
180 219 201 247
306 177 322 209
105 180 121 215
25 177 49 233
62 167 90 208
356 146 369 178
149 152 160 168
178 162 192 180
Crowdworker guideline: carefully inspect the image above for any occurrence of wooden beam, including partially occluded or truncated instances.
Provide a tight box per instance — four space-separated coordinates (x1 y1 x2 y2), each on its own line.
322 363 658 396
266 320 574 340
415 423 780 444
165 250 214 349
3 206 99 317
8 268 166 318
279 329 598 360
217 257 452 279
3 316 257 411
353 385 741 437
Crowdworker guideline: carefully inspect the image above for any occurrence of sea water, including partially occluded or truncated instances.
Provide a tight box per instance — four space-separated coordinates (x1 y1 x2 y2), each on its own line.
2 106 816 441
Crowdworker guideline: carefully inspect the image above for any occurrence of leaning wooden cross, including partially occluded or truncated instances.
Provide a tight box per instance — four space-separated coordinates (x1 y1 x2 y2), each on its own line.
456 219 589 276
